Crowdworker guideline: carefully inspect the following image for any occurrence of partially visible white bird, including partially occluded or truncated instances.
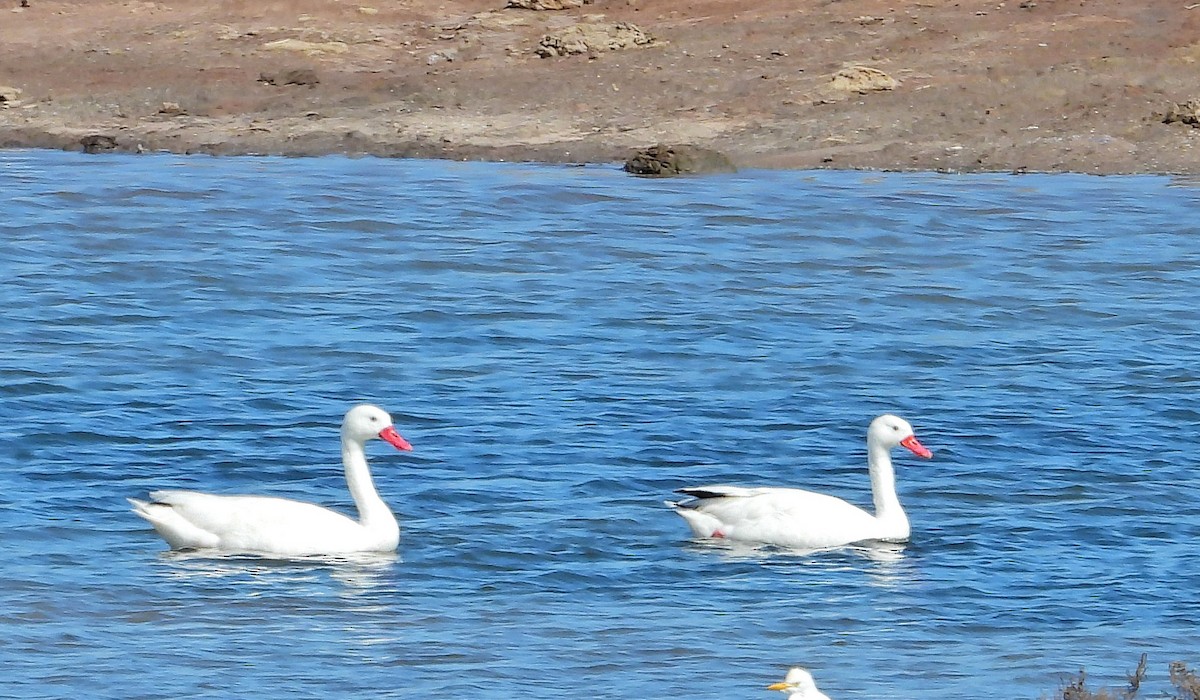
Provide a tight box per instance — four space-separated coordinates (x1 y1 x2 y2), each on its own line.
767 667 832 700
666 414 932 550
128 404 413 557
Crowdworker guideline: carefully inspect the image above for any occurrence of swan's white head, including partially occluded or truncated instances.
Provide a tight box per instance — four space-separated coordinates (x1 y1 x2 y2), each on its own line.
767 667 830 699
343 404 412 451
868 414 932 458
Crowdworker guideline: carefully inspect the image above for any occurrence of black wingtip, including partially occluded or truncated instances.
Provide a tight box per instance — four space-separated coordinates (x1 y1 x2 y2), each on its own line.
674 487 726 500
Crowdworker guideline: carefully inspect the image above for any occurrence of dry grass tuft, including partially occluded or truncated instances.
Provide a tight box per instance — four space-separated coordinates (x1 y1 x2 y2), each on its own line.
1050 655 1200 700
1169 662 1200 700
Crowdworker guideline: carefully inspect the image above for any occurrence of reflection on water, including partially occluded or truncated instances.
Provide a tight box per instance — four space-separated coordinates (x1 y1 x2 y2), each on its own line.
685 539 913 588
158 550 401 594
854 543 914 589
855 541 907 564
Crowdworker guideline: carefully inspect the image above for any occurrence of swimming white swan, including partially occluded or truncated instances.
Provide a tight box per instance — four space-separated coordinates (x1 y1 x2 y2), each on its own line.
767 667 832 700
128 404 412 556
667 414 932 550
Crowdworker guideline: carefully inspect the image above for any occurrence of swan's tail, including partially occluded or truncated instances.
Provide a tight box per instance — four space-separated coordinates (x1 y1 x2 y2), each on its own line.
127 497 155 519
126 496 221 550
664 497 729 538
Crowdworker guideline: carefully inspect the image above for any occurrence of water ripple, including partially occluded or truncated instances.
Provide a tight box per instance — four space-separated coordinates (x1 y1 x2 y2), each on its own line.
2 151 1200 699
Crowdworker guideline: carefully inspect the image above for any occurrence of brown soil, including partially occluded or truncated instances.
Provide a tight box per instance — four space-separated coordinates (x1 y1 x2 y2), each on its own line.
2 0 1200 173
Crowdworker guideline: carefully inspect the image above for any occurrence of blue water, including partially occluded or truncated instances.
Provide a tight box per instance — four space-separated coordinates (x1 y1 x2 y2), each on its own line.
3 150 1199 699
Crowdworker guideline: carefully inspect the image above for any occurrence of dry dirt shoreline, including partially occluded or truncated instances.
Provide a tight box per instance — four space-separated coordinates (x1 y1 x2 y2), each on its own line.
3 0 1200 174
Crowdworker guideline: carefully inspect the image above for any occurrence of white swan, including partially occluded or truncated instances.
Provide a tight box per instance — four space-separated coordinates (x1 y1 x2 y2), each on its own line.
767 667 832 700
128 404 413 556
667 414 932 550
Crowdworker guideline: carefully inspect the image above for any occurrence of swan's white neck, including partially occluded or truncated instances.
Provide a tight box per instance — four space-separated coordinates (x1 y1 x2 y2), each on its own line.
866 440 908 534
342 435 398 534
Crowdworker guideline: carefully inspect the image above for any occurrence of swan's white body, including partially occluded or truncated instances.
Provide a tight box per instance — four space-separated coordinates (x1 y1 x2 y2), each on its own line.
128 404 412 557
767 667 832 700
667 414 932 550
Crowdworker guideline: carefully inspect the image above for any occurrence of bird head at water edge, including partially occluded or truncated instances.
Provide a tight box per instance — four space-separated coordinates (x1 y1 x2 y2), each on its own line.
343 404 413 451
767 667 832 700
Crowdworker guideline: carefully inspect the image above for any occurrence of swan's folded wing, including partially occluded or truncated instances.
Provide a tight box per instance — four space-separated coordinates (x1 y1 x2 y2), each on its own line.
667 485 780 539
147 490 345 532
145 489 244 533
136 490 366 553
668 485 881 548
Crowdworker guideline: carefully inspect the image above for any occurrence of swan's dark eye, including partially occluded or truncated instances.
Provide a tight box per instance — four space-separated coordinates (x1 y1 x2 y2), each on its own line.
369 416 379 422
891 425 900 431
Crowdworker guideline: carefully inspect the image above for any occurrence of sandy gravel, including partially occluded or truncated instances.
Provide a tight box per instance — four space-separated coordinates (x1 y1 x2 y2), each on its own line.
2 0 1200 173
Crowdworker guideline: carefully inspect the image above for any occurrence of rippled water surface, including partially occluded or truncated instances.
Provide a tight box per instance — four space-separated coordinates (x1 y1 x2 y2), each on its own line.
4 150 1200 699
